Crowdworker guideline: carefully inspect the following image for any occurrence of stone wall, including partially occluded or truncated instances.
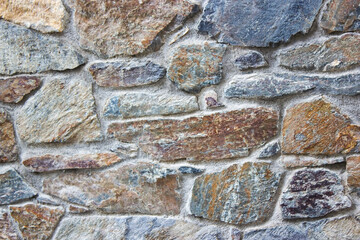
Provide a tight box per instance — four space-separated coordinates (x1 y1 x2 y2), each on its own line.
1 0 360 239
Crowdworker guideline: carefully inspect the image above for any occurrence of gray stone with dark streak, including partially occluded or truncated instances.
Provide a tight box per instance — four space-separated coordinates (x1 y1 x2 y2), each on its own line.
258 142 280 159
235 50 268 70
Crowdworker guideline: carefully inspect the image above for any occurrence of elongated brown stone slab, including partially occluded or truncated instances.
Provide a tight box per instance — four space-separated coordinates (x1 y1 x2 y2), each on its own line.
0 77 41 103
0 210 18 240
0 109 18 163
23 153 122 172
42 163 181 215
10 204 64 240
75 0 197 57
347 156 360 188
108 109 279 162
190 162 281 225
282 98 360 155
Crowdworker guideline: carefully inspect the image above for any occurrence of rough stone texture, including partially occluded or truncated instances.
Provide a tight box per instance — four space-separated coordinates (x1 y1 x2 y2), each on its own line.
108 109 278 162
198 0 322 47
16 80 102 144
10 204 64 240
258 142 280 159
23 153 122 172
235 51 268 70
74 0 197 57
54 216 231 240
281 169 352 219
244 224 308 240
190 162 281 225
0 210 18 240
0 21 86 75
178 166 204 174
104 93 199 118
169 26 190 45
0 169 36 205
321 0 360 33
0 77 41 103
282 156 345 168
68 205 90 214
89 61 166 88
204 90 224 109
0 0 67 33
110 142 138 159
321 215 360 239
43 163 181 215
347 155 360 188
282 98 360 155
279 33 360 72
0 109 18 163
225 74 315 99
167 43 226 93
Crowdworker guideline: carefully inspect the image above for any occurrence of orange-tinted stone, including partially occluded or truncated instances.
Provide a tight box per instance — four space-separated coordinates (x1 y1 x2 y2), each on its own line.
282 98 360 155
0 109 18 163
68 205 90 214
347 156 360 187
108 109 279 162
0 77 40 103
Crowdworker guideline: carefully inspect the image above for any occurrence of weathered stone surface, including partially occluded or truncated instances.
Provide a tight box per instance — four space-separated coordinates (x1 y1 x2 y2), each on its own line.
282 98 360 155
281 169 351 219
258 142 280 159
68 205 90 214
0 77 40 103
347 155 360 188
225 74 315 99
88 61 166 88
321 0 360 33
110 142 138 159
279 33 360 72
0 210 18 240
178 166 204 174
282 156 344 168
104 93 199 118
167 43 226 93
0 21 86 75
203 90 224 109
169 26 190 45
74 0 197 57
235 51 268 70
321 215 360 239
16 80 102 144
0 109 18 163
198 0 322 47
54 216 231 240
0 169 36 205
108 109 278 162
23 153 122 172
0 0 67 33
191 162 281 225
244 225 307 240
10 204 64 240
43 163 181 215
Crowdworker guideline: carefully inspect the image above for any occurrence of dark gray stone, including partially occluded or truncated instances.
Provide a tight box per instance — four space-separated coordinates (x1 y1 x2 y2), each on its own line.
258 142 280 159
198 0 322 47
178 166 204 174
235 51 268 70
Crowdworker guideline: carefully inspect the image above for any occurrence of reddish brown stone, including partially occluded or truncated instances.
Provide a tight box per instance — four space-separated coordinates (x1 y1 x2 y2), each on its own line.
23 153 123 172
68 205 90 214
0 109 18 163
282 98 360 155
108 109 279 162
0 77 40 103
10 204 64 240
347 156 360 187
0 210 18 240
74 0 197 57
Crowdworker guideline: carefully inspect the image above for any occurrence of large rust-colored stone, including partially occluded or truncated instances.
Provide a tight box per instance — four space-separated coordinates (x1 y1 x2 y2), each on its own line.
0 77 40 103
42 163 181 215
23 153 123 172
74 0 197 57
10 204 64 240
0 210 18 240
108 109 279 162
347 155 360 188
282 98 360 155
321 0 360 33
0 109 18 163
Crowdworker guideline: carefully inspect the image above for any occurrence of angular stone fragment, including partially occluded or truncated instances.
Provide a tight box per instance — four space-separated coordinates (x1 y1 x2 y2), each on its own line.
88 61 166 88
282 98 360 155
244 225 307 240
198 0 322 47
321 215 360 239
282 156 344 168
16 80 102 144
10 204 64 240
104 93 199 118
347 155 360 188
23 153 122 172
191 162 281 225
281 169 351 219
74 0 197 57
321 0 360 33
169 27 190 45
203 90 224 109
258 142 280 159
0 210 18 240
0 77 41 103
178 166 204 174
0 0 67 33
0 109 18 163
54 216 231 240
0 169 36 205
167 43 226 93
68 205 90 214
0 21 86 75
43 163 181 215
279 33 360 72
110 142 138 159
235 51 268 70
108 109 278 162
